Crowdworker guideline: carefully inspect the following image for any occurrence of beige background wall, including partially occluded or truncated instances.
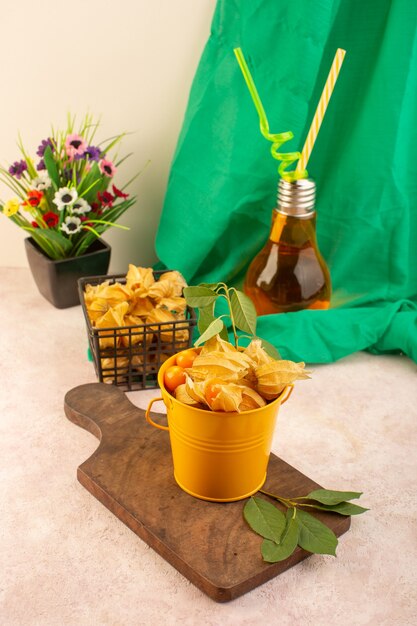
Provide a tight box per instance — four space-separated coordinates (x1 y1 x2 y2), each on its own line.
0 0 216 271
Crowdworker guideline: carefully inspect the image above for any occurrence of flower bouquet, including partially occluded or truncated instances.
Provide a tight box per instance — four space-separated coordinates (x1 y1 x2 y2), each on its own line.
0 114 136 259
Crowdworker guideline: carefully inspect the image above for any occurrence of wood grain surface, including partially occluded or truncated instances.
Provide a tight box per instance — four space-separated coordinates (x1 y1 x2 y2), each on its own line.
64 383 351 602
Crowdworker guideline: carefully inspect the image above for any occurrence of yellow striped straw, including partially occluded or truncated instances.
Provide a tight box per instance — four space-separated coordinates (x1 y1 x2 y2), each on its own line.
296 48 346 173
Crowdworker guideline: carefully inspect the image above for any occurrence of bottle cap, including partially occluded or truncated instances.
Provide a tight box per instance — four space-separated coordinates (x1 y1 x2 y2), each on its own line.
277 178 316 217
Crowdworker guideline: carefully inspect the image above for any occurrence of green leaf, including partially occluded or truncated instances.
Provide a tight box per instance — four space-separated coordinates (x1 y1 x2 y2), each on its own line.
183 286 218 309
100 132 127 155
307 501 369 516
37 229 73 256
198 282 220 290
306 489 362 505
115 152 133 167
43 146 59 188
72 236 93 257
296 509 338 556
194 318 225 346
122 159 150 190
230 289 257 335
259 338 281 359
243 497 286 543
17 133 37 178
77 162 102 199
24 230 59 260
197 304 230 340
261 509 299 562
219 324 230 342
198 303 215 334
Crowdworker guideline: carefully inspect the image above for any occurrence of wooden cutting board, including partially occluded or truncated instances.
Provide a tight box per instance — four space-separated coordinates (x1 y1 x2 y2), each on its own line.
64 383 350 602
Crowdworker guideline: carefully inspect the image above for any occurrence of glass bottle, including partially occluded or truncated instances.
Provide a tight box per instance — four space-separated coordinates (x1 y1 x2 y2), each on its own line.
244 178 331 315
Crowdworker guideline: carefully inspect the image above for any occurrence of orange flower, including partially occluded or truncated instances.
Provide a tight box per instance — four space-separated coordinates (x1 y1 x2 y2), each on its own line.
23 189 44 208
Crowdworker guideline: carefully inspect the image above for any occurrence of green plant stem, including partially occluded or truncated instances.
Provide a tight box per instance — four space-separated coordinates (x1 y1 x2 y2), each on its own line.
291 502 328 509
16 220 59 259
259 489 297 508
122 158 151 190
0 171 28 197
226 289 239 348
89 219 129 229
216 285 239 347
79 177 100 198
83 225 100 237
259 489 346 512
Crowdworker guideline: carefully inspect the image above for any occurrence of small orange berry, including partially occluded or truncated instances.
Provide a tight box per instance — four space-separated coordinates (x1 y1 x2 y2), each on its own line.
164 365 186 392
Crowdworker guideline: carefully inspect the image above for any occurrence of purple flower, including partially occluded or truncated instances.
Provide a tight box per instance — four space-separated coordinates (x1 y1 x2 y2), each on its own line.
8 160 28 179
36 138 53 157
37 159 46 171
63 167 80 183
84 145 101 161
74 145 101 162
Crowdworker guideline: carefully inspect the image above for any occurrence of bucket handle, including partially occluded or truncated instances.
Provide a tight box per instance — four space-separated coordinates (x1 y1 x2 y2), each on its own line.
280 384 294 405
145 397 169 431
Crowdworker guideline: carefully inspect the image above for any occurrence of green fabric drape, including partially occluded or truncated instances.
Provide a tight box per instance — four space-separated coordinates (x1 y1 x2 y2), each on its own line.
156 0 417 363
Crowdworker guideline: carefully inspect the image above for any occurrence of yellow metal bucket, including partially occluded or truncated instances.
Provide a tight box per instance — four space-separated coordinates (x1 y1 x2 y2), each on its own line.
145 353 293 502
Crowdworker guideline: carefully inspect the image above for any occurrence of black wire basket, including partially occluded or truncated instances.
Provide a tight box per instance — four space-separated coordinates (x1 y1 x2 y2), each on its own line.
78 272 197 391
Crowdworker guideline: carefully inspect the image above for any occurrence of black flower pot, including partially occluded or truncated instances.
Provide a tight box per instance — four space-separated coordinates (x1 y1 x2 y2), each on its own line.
25 237 111 308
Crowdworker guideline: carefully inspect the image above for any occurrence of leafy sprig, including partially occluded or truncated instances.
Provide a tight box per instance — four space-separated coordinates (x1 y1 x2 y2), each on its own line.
244 489 368 563
183 282 279 357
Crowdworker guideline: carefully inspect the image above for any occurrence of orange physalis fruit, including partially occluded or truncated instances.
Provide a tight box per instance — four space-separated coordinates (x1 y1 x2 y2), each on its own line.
164 365 186 392
204 378 225 403
176 349 198 369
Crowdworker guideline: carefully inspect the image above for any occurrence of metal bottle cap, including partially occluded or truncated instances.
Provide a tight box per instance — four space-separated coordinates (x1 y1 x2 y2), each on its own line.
277 178 316 217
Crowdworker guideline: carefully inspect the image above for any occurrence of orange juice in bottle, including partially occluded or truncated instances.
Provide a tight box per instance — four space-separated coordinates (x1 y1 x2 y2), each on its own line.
244 178 331 315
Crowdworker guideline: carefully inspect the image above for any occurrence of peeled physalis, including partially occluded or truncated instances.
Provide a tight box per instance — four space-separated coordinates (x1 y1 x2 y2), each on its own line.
255 360 310 400
85 266 188 332
175 383 201 406
146 308 189 343
188 350 252 382
96 301 129 349
205 380 266 413
239 385 267 411
83 266 190 386
243 339 273 366
148 270 187 300
181 376 267 412
126 264 154 294
204 379 243 412
200 335 237 355
168 336 309 413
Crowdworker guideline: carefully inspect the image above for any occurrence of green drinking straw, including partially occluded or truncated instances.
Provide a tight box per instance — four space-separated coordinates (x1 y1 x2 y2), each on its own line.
233 47 307 182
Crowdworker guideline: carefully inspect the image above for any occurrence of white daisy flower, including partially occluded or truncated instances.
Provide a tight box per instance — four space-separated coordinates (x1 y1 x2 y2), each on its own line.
53 187 78 211
61 216 82 235
71 197 91 215
32 173 52 191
